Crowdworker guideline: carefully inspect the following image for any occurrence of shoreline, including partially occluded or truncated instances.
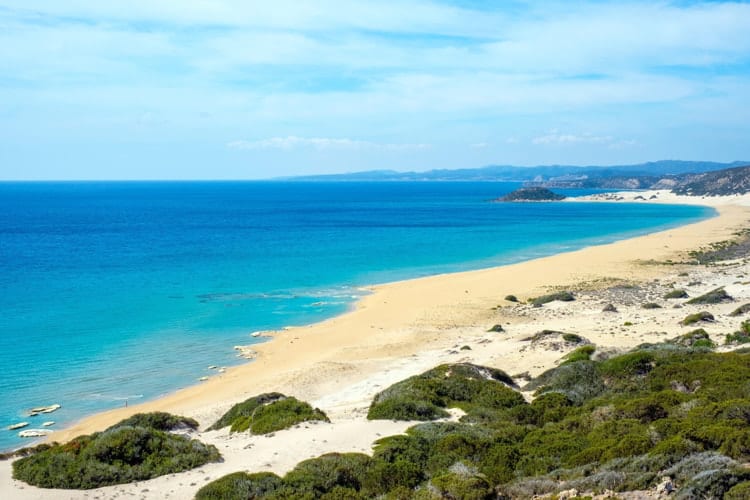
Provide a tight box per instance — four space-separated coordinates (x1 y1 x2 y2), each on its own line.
2 191 750 498
46 192 749 443
0 192 713 451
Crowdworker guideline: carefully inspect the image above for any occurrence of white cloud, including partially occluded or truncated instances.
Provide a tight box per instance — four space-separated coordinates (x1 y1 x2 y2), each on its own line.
227 136 430 151
532 130 614 146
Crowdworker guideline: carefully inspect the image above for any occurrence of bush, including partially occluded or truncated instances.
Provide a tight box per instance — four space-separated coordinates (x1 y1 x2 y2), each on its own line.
368 363 522 421
642 302 662 309
681 311 715 326
504 295 519 303
245 398 329 434
284 453 373 496
725 481 750 500
562 333 585 344
530 291 575 306
561 345 596 365
12 413 221 489
429 471 494 500
196 472 282 500
664 289 689 299
729 303 750 317
527 361 605 405
208 392 285 431
670 329 715 349
487 324 504 333
110 412 198 432
209 393 328 434
686 287 733 305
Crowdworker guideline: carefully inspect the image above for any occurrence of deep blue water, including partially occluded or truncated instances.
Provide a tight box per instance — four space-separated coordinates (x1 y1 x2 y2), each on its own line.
0 182 712 450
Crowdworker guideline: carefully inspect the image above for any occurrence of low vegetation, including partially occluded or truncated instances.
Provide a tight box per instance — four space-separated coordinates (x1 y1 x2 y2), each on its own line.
209 393 329 434
642 302 662 309
203 345 750 499
529 291 575 306
726 321 750 345
367 363 522 421
664 289 689 299
729 303 750 317
686 287 733 305
500 187 566 202
12 412 220 489
681 311 715 325
504 294 519 303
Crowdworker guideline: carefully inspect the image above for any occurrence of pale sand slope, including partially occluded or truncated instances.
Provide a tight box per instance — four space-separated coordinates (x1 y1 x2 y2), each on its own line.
1 194 749 499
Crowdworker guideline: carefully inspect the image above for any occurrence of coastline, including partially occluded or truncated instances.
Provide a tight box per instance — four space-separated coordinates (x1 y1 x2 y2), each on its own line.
48 192 750 440
2 191 750 498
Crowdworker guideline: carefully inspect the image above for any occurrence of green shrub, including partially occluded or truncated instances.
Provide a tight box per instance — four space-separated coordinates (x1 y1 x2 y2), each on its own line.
671 329 715 348
527 361 605 405
284 453 373 497
642 302 662 309
664 289 689 299
729 303 750 317
504 295 519 303
487 324 504 332
196 472 282 500
208 392 285 431
110 412 198 432
530 291 575 306
12 414 221 489
561 345 596 365
686 287 733 305
209 393 328 434
680 311 715 325
430 471 494 500
725 481 750 500
242 397 329 434
368 363 522 421
562 333 585 344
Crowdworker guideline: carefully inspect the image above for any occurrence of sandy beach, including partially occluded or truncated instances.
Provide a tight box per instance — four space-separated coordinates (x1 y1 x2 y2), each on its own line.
2 191 750 499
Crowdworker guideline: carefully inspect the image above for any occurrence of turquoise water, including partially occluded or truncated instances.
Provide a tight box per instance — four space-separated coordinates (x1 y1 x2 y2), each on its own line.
0 181 713 450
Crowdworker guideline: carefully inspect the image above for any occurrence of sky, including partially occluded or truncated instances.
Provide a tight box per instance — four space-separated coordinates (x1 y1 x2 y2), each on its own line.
1 1 750 180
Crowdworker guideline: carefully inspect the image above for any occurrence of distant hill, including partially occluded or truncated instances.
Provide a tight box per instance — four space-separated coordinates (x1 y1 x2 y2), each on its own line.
284 161 748 183
671 165 750 196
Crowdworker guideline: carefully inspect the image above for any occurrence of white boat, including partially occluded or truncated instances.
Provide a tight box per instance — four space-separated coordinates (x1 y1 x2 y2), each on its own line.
18 429 52 438
28 404 61 416
7 422 29 431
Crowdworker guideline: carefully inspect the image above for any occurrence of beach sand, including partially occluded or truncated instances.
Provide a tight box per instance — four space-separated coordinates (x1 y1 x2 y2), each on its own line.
2 191 749 499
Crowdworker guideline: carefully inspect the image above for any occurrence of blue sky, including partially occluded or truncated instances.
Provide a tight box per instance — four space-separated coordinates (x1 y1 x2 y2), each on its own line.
1 1 749 180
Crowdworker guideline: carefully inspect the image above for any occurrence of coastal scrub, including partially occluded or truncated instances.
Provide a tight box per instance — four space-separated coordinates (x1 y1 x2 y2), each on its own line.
209 393 329 434
12 412 220 489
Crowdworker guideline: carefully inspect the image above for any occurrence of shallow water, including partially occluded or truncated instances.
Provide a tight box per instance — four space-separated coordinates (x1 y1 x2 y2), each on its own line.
0 181 712 450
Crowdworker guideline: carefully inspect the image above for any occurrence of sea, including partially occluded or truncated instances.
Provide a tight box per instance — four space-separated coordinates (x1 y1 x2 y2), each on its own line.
0 181 713 451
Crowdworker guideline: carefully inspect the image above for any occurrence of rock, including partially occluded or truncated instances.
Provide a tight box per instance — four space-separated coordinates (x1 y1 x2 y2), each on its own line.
655 476 675 496
602 303 618 313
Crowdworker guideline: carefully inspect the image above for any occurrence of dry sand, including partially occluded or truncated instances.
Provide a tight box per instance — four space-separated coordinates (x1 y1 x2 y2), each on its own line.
2 191 750 499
